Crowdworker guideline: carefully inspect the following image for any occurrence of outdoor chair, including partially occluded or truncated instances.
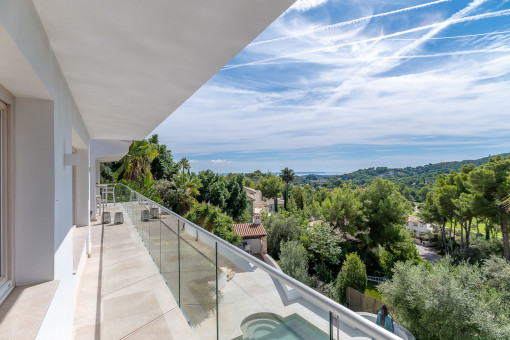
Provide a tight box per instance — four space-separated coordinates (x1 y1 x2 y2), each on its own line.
101 186 116 207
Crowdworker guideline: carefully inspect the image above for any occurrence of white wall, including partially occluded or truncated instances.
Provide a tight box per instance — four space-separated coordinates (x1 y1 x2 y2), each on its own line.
75 148 90 226
0 1 91 338
14 98 55 284
245 238 262 254
407 222 430 236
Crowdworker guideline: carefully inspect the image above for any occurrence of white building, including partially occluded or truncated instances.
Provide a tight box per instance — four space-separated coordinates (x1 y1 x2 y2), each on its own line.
406 215 433 237
0 2 401 339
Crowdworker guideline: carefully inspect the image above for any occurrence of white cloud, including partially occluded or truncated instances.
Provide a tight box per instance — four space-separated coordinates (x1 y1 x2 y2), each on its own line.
288 0 329 13
211 159 233 163
152 0 510 169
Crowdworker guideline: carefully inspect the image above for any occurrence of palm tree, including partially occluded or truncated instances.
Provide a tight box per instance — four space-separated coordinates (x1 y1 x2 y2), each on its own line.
166 172 201 215
179 157 191 175
116 140 159 181
280 167 296 210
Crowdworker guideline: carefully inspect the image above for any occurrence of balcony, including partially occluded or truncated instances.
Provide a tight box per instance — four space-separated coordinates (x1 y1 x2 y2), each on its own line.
75 184 401 339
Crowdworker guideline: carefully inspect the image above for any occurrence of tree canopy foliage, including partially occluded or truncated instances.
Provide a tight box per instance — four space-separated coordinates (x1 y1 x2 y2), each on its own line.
184 203 241 245
280 167 296 211
421 155 510 260
149 135 179 181
320 185 363 234
379 256 510 340
197 170 229 210
361 178 412 246
156 172 201 215
264 214 304 259
379 229 422 277
257 173 284 213
224 174 249 221
116 140 159 181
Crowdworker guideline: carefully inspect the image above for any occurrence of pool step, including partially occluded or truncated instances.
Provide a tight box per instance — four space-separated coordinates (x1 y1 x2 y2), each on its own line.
243 317 280 340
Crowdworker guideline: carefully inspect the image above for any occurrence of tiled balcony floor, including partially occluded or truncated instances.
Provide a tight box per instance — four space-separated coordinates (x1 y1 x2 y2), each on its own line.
73 205 194 340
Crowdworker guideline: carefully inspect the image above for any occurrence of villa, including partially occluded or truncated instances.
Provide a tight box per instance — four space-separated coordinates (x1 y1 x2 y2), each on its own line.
233 213 268 258
0 1 400 339
406 215 434 237
245 186 285 214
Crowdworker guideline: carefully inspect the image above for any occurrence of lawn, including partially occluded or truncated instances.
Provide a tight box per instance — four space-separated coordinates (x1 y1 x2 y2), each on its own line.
470 221 502 238
365 281 383 301
446 220 503 238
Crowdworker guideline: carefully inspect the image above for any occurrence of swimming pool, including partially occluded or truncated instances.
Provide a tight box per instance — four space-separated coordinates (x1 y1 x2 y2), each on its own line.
235 312 329 340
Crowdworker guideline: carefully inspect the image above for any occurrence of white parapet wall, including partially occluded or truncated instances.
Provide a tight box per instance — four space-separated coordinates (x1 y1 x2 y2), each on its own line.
263 254 301 301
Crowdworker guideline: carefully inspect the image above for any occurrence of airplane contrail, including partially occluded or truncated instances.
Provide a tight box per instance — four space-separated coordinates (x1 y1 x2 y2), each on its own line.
224 8 510 70
387 30 510 41
381 48 510 59
319 0 487 109
248 0 451 48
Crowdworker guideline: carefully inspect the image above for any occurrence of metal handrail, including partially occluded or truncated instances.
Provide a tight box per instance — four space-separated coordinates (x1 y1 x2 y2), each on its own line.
111 183 401 340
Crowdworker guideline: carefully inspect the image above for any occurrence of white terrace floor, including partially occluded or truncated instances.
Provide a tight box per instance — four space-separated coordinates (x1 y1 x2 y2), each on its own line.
73 205 194 340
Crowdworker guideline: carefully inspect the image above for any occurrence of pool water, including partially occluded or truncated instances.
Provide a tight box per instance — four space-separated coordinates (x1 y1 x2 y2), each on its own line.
237 313 329 340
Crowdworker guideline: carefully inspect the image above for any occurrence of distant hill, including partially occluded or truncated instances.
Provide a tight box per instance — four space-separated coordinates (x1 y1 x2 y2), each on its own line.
296 153 509 190
340 153 508 183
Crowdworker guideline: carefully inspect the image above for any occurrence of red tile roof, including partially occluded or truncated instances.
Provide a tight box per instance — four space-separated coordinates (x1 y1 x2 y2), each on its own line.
232 223 267 237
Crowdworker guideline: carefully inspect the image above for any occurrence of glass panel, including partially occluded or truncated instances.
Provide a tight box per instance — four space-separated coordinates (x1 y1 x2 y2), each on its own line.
159 210 179 303
179 221 217 339
142 205 151 248
134 194 143 237
217 241 331 340
128 191 137 232
148 204 160 268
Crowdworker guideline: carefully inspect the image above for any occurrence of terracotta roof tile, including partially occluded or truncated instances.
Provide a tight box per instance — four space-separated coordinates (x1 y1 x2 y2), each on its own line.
232 223 267 237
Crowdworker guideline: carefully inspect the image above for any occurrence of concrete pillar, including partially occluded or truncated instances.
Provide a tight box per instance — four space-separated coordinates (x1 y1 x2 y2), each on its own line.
89 159 100 220
89 156 96 220
14 98 55 285
75 148 90 226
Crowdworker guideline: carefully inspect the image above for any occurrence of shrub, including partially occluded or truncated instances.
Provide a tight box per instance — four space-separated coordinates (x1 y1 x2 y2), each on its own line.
301 222 342 282
184 203 241 245
336 252 367 301
122 176 163 204
453 236 504 264
379 256 510 339
278 240 310 285
311 279 338 301
265 215 304 259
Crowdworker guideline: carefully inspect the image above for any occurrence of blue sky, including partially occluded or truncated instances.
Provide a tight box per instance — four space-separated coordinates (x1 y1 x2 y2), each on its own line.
151 0 510 174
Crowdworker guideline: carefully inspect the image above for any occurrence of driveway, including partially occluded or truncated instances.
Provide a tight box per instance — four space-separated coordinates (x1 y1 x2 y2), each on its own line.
415 244 441 263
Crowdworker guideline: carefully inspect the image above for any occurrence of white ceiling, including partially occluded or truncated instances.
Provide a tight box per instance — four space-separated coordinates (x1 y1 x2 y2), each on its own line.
0 24 51 100
33 0 294 140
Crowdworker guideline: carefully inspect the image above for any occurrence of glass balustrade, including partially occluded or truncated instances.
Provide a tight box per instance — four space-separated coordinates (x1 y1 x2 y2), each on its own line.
109 184 400 340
